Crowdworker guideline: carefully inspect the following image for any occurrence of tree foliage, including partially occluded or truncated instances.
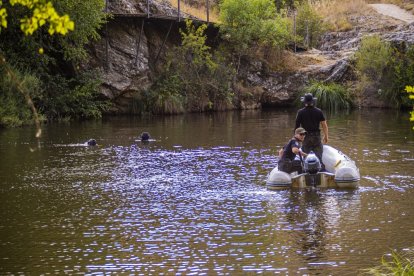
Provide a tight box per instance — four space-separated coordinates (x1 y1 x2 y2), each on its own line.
147 20 235 114
354 35 413 108
406 85 414 129
295 2 326 48
0 0 74 35
180 20 216 70
0 63 41 127
355 35 392 82
53 0 107 62
0 0 108 131
218 0 291 56
274 0 305 11
389 45 414 108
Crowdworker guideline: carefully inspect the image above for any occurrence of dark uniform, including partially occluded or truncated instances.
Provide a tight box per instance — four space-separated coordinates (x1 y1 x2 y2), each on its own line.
278 138 303 174
294 106 325 165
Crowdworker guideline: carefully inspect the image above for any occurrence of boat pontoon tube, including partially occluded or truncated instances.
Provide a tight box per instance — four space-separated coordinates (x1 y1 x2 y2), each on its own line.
266 169 292 189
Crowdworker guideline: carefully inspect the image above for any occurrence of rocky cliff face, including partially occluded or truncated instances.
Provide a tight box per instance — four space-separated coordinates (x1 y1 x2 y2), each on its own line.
88 1 414 113
87 0 189 113
248 10 414 109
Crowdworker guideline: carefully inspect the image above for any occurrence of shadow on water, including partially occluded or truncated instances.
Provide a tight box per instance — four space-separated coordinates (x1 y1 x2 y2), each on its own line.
263 188 362 273
286 190 329 261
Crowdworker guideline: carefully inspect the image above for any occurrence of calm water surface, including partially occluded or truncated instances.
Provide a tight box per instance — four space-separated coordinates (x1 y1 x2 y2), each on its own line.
0 109 413 274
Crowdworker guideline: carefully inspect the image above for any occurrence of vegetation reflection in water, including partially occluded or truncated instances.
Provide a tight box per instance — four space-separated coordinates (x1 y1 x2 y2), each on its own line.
0 109 413 274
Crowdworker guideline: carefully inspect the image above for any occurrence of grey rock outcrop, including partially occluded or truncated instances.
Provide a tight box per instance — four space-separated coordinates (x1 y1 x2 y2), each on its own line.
253 8 414 109
89 19 152 113
88 1 199 113
88 1 414 112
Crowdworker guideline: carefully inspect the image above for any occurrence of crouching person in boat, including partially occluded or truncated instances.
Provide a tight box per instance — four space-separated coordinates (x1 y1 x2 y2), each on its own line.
278 127 308 174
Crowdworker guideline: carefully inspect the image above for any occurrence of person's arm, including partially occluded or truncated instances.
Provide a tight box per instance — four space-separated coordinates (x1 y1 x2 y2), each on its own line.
292 147 307 157
292 146 299 154
292 147 307 160
294 112 301 132
278 148 284 158
321 120 328 144
299 149 307 158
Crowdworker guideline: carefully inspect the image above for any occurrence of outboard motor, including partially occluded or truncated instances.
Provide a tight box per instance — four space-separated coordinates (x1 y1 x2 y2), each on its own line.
304 151 321 174
303 151 322 187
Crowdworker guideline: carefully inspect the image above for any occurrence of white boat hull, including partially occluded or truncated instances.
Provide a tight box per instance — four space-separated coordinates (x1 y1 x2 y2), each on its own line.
266 145 360 189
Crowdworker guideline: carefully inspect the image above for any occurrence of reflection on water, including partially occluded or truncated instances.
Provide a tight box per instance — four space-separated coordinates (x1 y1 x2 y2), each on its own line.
0 109 413 274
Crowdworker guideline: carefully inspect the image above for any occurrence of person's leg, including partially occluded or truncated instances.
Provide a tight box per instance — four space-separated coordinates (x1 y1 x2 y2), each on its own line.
278 159 292 173
292 160 303 174
302 136 311 154
303 134 319 154
311 137 325 171
313 141 323 164
303 134 325 171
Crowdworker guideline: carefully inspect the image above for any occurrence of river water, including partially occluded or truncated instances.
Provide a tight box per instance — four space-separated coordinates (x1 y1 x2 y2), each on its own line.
1 109 413 274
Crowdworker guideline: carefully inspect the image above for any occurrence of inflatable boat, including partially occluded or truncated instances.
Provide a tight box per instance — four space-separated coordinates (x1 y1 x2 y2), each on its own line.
266 145 360 190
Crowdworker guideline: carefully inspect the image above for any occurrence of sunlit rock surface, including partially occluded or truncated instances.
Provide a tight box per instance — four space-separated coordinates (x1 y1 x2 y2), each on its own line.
87 1 414 112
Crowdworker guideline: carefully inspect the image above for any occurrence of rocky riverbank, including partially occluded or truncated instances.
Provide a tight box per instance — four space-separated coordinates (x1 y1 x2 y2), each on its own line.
87 1 414 113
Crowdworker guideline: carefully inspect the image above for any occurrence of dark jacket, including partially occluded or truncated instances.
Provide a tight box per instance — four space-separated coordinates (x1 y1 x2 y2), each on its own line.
278 138 303 174
295 106 325 133
281 138 301 161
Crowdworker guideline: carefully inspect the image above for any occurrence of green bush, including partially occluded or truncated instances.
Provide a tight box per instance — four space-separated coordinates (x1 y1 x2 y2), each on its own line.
146 74 185 115
386 45 414 108
0 64 41 127
355 35 392 83
354 35 414 108
218 0 291 57
296 3 326 48
147 20 234 114
274 0 306 11
36 70 110 120
301 81 353 111
0 0 108 127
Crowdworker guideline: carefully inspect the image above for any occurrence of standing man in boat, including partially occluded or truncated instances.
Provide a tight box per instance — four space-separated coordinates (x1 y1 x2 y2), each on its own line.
278 127 308 174
294 93 329 170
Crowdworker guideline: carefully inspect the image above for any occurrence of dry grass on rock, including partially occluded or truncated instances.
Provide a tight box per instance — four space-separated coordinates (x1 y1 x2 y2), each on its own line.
316 0 370 31
256 49 334 73
166 0 219 22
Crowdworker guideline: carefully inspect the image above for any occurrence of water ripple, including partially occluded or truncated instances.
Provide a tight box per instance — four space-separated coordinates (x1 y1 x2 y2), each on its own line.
1 110 414 274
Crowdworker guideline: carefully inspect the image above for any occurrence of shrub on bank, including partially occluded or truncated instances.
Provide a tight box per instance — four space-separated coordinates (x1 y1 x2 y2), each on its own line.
0 0 108 128
36 70 110 120
146 75 185 115
0 61 110 127
354 35 392 83
145 20 234 114
295 3 327 48
218 0 291 70
364 249 414 275
0 64 42 127
387 45 414 108
300 81 353 111
354 35 414 108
